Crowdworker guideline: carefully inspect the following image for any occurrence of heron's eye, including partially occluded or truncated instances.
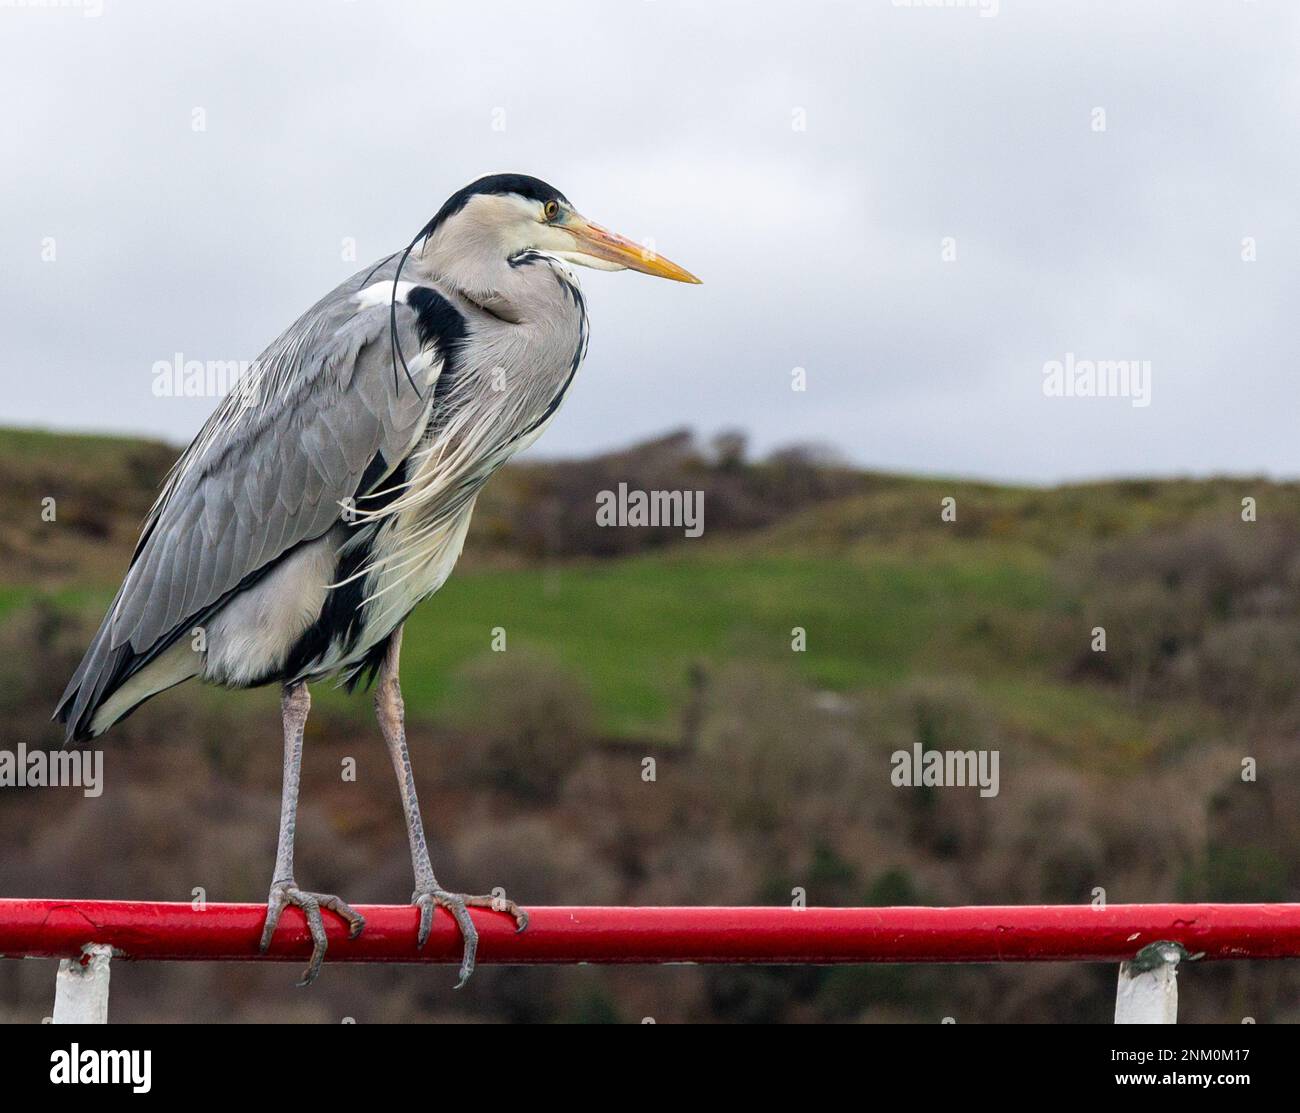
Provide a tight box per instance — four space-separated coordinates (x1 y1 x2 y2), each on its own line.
542 200 560 222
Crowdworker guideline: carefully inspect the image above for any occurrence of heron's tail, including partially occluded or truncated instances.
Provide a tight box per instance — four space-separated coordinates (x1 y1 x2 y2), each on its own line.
54 607 129 745
54 608 199 746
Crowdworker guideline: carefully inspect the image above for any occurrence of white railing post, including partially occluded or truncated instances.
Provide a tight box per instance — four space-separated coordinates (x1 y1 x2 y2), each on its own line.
52 943 113 1024
1114 942 1184 1024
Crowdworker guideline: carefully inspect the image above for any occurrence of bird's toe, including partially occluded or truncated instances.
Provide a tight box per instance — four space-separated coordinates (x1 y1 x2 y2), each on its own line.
411 886 526 987
259 880 364 985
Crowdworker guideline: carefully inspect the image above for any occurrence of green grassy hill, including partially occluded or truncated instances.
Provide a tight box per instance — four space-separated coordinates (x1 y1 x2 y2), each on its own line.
1 425 1289 752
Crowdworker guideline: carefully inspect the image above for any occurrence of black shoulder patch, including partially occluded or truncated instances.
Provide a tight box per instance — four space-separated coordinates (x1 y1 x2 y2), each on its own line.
407 285 468 355
406 286 472 433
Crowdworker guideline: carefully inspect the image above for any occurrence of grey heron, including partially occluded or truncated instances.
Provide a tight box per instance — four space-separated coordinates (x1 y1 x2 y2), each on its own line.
55 173 700 985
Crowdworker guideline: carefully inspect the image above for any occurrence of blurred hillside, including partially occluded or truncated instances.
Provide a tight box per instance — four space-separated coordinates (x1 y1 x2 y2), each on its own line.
1 425 1299 1023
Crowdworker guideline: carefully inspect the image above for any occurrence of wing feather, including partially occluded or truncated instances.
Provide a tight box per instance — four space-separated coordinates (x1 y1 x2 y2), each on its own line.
57 276 439 741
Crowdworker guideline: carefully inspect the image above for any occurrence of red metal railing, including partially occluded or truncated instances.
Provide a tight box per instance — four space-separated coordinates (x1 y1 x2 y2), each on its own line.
5 900 1300 965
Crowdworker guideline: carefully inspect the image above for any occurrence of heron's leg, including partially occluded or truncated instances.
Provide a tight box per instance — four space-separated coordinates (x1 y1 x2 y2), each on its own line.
375 625 527 987
258 680 365 985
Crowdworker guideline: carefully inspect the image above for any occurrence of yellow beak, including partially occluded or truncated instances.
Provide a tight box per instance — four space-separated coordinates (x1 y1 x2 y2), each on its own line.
564 213 702 284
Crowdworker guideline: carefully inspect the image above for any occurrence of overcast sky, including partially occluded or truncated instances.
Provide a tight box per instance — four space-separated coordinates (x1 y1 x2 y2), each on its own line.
1 0 1297 482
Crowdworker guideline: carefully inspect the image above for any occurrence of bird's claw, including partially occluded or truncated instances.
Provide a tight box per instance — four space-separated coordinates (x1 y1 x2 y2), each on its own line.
412 887 528 988
259 880 365 986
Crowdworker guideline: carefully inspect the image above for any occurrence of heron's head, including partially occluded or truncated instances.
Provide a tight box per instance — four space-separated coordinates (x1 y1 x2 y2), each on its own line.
419 173 701 284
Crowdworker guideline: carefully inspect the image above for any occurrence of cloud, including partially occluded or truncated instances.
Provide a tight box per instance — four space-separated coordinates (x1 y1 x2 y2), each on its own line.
1 0 1296 482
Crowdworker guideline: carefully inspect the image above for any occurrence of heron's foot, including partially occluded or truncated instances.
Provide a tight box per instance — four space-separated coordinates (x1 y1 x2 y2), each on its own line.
413 886 528 988
259 880 366 987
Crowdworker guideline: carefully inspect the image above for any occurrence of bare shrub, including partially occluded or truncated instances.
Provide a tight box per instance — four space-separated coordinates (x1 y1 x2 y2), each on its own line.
446 651 595 801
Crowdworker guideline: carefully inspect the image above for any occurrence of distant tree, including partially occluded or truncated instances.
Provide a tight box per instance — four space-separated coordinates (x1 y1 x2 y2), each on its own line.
710 430 748 471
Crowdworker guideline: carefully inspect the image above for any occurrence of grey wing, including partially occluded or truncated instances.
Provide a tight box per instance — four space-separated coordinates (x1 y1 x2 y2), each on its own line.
56 291 436 742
